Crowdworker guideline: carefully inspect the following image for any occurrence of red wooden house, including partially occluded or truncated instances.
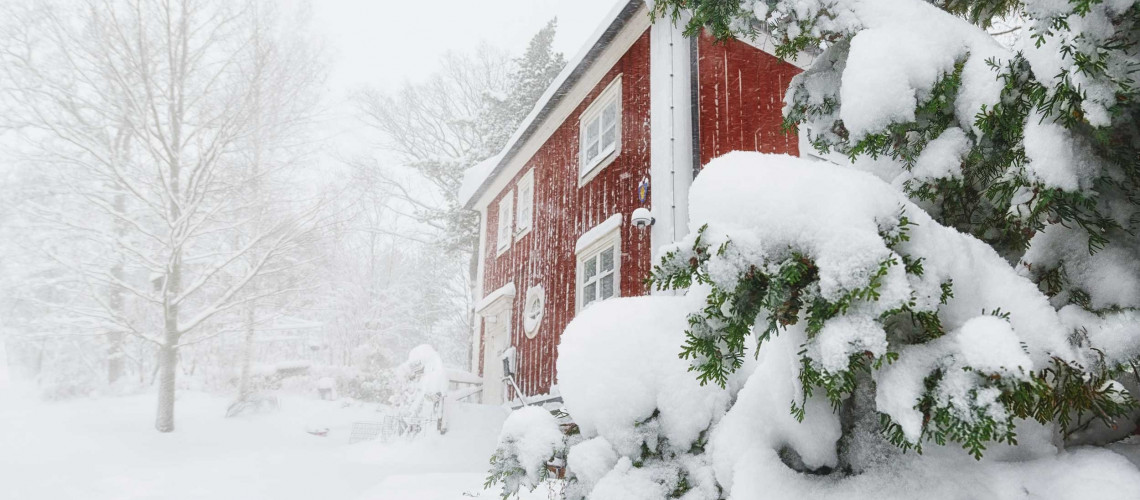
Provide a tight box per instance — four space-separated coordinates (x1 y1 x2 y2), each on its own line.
458 0 813 405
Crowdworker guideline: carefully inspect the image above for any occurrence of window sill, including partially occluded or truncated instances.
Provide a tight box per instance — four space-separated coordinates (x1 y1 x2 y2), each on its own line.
578 148 620 188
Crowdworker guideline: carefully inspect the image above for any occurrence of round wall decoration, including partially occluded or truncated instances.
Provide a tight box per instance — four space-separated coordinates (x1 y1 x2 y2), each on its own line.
522 284 545 338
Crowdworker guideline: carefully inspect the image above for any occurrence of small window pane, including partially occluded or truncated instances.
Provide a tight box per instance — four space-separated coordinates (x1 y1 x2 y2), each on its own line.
602 126 615 150
498 203 510 240
602 103 618 151
603 102 616 125
600 274 614 300
518 185 532 229
600 248 614 272
583 283 596 305
584 258 596 281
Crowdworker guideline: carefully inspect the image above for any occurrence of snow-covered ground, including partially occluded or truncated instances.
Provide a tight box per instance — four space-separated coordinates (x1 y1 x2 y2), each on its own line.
0 385 534 500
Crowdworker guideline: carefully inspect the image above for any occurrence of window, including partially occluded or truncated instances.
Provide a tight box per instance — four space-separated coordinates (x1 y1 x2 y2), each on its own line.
496 191 513 255
576 220 621 311
579 76 622 181
580 246 617 309
515 170 534 239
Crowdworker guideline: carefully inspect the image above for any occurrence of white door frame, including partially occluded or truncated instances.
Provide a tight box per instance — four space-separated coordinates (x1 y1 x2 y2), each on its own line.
475 283 515 405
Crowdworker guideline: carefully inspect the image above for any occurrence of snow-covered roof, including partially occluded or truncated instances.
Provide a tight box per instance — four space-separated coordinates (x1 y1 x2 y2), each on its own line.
459 0 643 209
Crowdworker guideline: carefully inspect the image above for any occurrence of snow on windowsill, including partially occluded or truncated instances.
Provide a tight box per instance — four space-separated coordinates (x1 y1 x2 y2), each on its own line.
575 214 623 254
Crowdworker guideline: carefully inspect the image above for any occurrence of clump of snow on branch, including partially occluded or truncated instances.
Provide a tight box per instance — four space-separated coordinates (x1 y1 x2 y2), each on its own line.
759 0 1008 140
565 436 618 492
486 406 565 498
558 296 733 456
708 327 842 492
554 296 733 499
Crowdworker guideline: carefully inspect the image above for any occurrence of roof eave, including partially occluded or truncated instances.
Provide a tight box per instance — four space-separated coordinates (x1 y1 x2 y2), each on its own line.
462 0 644 210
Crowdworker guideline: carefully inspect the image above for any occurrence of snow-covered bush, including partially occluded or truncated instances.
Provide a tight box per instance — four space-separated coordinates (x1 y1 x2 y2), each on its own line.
390 344 450 421
486 406 568 499
549 154 1140 499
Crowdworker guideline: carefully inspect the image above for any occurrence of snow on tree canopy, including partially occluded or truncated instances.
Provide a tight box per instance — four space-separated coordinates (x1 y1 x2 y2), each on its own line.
771 0 1009 140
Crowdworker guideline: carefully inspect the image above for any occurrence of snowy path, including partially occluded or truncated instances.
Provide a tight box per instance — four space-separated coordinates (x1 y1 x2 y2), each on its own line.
0 388 518 500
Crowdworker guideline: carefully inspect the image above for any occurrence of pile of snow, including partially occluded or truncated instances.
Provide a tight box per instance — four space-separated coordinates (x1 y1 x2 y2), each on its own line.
494 407 565 487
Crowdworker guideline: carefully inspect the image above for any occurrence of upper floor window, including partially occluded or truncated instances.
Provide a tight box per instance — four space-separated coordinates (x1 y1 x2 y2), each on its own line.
579 76 622 182
515 170 534 239
496 191 513 255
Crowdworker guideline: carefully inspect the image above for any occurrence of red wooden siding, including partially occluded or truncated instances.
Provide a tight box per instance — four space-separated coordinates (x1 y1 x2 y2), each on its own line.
697 32 801 165
479 30 653 397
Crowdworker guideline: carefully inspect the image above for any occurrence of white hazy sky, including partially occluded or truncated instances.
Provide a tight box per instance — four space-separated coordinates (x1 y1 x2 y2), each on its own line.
311 0 624 93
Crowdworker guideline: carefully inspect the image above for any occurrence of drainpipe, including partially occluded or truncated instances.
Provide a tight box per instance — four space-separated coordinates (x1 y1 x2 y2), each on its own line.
649 9 695 272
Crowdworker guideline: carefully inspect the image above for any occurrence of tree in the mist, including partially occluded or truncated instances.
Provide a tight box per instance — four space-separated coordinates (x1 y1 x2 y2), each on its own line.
351 21 565 370
354 19 566 274
481 19 568 150
228 2 326 407
0 0 326 432
310 173 473 377
646 0 1139 462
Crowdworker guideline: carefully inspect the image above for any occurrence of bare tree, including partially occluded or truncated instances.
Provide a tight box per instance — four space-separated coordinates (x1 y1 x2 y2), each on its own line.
0 0 326 432
352 24 565 370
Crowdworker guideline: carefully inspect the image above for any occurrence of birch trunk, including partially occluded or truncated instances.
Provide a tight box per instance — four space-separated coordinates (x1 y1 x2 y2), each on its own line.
237 303 256 401
154 337 178 432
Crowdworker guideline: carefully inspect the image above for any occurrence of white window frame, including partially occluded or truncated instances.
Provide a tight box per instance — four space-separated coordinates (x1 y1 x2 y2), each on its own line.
578 75 623 185
575 227 621 312
496 191 513 256
515 170 534 240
